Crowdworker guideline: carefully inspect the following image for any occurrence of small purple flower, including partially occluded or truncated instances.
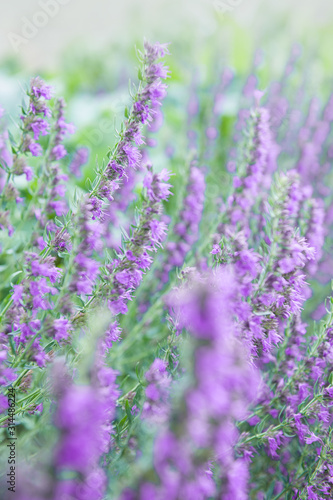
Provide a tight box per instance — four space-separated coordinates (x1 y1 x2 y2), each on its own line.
12 284 24 304
53 317 71 342
142 358 171 424
0 129 13 168
30 255 61 283
143 168 172 202
51 144 67 160
70 147 89 177
28 141 43 157
48 199 67 217
30 77 53 100
23 165 33 181
30 118 50 140
305 433 322 445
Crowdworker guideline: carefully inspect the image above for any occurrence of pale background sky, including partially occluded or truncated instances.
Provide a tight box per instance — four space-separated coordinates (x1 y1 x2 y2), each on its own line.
1 0 333 72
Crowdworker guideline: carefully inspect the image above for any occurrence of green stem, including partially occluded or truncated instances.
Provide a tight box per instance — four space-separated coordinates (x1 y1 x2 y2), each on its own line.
6 368 30 390
12 331 41 368
0 172 12 203
117 383 141 404
271 469 308 500
241 422 285 447
0 298 13 321
16 388 41 405
113 298 166 358
0 389 44 425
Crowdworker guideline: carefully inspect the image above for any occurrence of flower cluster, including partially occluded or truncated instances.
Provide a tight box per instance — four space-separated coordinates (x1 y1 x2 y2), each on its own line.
89 41 169 219
141 358 171 424
216 99 278 243
160 160 205 283
105 167 172 315
50 97 75 161
121 270 260 499
21 77 53 157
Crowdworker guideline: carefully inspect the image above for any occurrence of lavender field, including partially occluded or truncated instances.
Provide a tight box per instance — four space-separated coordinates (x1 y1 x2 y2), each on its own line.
1 1 333 499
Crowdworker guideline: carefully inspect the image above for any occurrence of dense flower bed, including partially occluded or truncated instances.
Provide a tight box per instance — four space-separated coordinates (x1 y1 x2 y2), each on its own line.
1 41 333 499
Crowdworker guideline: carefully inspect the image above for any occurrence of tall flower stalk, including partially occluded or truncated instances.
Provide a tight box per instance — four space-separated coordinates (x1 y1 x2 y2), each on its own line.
119 270 260 500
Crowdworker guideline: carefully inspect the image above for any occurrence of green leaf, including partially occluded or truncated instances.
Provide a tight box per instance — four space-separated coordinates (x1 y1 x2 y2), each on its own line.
118 415 128 430
10 270 22 281
120 226 129 244
57 252 68 259
125 400 132 423
8 130 17 148
265 480 276 500
44 340 56 353
0 161 10 173
8 334 16 356
85 178 93 190
328 371 333 385
135 363 143 384
54 217 63 228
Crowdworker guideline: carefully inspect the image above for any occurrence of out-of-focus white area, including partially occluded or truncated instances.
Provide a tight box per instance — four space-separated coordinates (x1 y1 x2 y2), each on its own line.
0 0 333 71
1 0 333 127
